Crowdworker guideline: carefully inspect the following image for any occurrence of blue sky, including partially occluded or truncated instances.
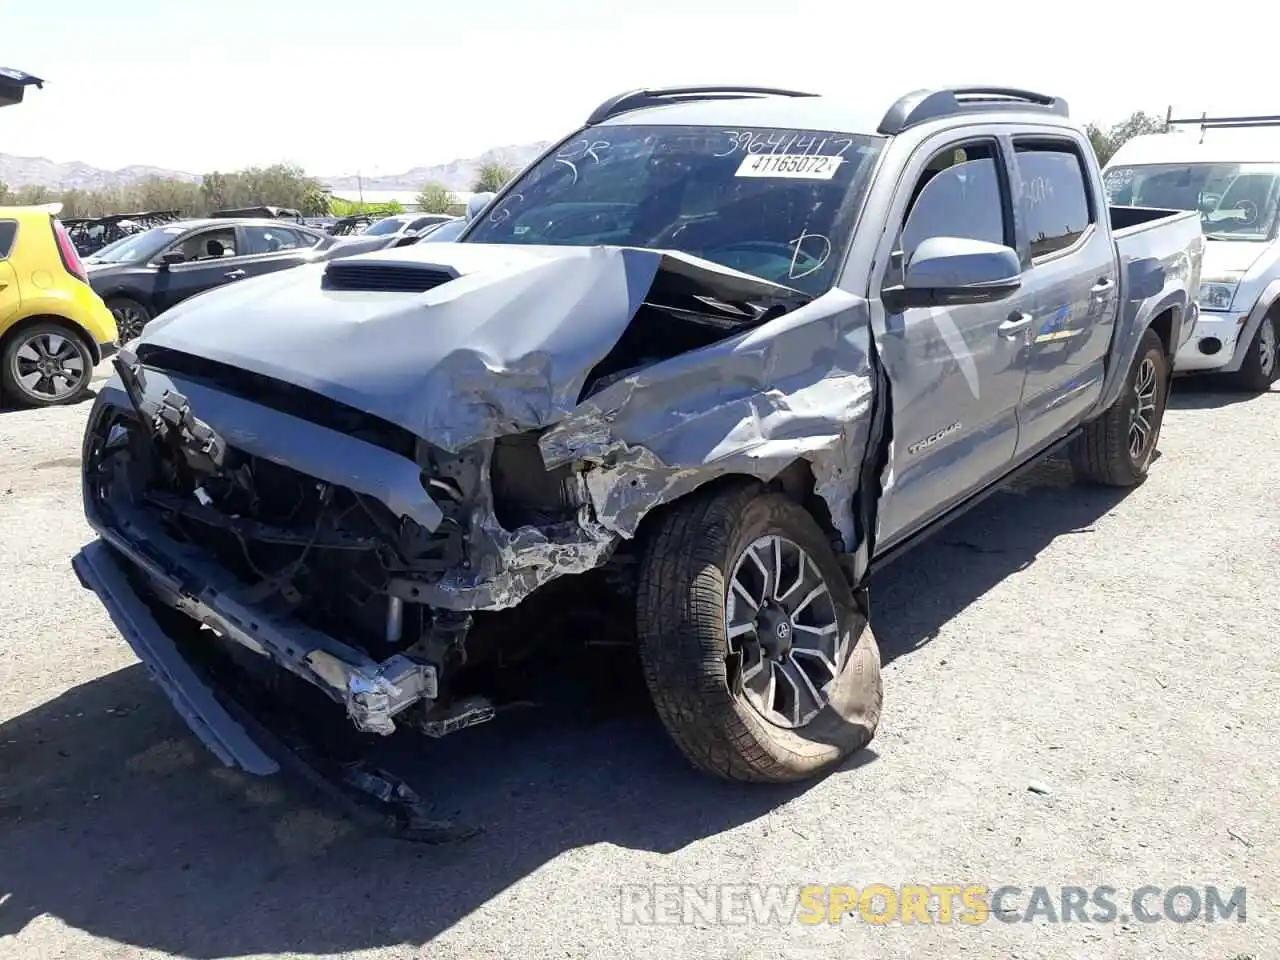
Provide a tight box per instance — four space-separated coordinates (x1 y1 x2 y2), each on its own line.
2 0 1275 175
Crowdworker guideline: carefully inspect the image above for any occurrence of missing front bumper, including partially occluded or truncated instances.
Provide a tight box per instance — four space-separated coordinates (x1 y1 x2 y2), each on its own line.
72 538 479 842
75 523 439 738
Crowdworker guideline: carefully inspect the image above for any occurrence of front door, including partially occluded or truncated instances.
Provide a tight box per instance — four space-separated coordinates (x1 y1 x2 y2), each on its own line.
872 137 1032 549
152 225 245 312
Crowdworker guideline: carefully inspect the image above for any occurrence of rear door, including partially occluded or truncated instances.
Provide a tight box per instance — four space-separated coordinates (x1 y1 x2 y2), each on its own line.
871 134 1033 548
0 219 20 325
234 224 317 279
1011 136 1118 455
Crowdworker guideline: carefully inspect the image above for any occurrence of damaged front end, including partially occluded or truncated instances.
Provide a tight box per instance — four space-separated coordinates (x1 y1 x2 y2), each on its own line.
74 242 883 808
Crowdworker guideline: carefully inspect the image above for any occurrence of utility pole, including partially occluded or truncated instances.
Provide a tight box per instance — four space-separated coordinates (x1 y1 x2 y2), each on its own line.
357 170 364 211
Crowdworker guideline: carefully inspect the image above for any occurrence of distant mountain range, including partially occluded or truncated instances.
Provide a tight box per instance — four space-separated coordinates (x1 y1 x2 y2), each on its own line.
0 142 552 193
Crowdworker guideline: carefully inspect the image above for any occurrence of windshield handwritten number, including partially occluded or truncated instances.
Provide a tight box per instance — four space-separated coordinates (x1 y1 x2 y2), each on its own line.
714 132 743 157
488 192 524 225
554 139 610 184
788 230 832 280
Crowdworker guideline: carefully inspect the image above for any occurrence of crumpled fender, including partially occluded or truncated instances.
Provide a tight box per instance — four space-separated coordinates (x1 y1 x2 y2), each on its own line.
540 288 879 561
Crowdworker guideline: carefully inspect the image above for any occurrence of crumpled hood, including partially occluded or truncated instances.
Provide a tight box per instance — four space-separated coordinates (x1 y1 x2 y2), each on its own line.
135 242 801 452
1200 238 1269 280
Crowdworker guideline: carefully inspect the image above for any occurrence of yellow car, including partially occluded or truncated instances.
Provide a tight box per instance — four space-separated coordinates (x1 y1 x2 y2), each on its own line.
0 205 118 407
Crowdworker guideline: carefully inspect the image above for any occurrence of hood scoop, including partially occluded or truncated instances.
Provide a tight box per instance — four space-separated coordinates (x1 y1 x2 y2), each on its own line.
323 258 458 293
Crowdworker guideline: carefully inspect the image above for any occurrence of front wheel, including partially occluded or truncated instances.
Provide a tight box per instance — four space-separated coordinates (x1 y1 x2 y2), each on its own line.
1 322 95 408
1222 313 1278 393
106 297 152 343
1071 326 1168 487
635 483 882 783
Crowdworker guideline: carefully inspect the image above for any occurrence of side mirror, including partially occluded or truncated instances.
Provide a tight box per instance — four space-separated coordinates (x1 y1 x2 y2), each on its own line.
465 192 495 223
884 237 1022 311
159 251 186 267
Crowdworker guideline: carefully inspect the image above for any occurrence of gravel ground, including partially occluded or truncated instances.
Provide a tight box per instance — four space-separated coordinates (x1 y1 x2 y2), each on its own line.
0 373 1276 960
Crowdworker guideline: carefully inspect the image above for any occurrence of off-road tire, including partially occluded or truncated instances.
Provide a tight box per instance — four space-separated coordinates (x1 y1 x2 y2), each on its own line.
1071 327 1168 487
635 482 882 783
106 297 152 343
1223 313 1279 393
0 321 95 408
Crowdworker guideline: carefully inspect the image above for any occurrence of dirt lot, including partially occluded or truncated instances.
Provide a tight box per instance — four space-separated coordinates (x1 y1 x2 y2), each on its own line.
1 372 1277 960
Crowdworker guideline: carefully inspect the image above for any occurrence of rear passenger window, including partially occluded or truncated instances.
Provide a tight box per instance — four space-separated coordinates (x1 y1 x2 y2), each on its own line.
1014 142 1093 258
0 220 16 259
900 141 1009 256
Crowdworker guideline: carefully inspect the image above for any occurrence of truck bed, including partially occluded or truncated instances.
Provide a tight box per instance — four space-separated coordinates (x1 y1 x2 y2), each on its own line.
1109 204 1193 237
1108 204 1205 369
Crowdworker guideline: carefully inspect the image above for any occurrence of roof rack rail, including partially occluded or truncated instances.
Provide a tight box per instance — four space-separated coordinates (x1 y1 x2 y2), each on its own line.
878 86 1068 136
586 85 818 125
1165 108 1280 131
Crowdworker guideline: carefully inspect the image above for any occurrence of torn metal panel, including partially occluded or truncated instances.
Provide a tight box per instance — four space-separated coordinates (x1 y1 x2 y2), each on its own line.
136 243 806 454
541 288 876 557
393 438 618 611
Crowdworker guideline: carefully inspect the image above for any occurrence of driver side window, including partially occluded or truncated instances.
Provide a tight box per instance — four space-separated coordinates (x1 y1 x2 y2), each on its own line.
897 141 1010 264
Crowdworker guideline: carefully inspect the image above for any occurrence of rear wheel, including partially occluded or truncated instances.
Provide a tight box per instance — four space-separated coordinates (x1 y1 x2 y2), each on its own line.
1 322 94 408
1072 327 1168 487
107 297 152 343
1223 313 1278 393
635 483 882 783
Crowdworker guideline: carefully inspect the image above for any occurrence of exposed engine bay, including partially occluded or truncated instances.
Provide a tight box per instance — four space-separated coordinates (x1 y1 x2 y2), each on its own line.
78 243 880 766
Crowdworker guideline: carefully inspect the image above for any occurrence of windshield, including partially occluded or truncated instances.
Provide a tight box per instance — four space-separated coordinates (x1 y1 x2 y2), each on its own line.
1104 162 1280 241
85 224 188 263
462 124 884 295
419 219 465 242
362 217 408 236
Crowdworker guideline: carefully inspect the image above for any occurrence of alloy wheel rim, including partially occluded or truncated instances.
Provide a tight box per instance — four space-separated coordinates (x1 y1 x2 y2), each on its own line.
11 332 87 401
1259 320 1277 375
1128 357 1158 461
724 535 848 729
112 305 146 342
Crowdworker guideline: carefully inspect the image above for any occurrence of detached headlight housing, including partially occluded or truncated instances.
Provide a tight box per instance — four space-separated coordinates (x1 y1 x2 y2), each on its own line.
1199 274 1243 312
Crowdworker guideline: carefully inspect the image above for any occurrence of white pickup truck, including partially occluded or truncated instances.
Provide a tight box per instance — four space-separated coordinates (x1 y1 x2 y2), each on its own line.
1105 112 1280 391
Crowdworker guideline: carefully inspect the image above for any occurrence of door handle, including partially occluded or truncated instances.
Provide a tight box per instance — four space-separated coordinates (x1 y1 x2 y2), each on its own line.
998 312 1033 338
224 269 246 280
1092 276 1114 292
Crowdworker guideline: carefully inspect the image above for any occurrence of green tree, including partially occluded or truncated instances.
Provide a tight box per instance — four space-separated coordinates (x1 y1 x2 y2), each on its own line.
415 182 453 214
472 162 515 193
0 181 13 204
15 184 55 205
329 198 404 218
200 163 329 214
1085 110 1166 166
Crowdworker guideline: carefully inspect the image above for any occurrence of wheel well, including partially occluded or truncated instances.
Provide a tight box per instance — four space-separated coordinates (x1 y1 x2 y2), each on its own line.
639 462 844 553
103 291 151 313
1148 308 1175 360
0 314 100 364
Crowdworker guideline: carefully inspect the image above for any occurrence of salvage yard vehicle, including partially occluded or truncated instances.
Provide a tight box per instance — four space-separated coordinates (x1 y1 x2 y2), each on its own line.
73 85 1203 829
64 210 183 257
211 206 307 222
84 217 329 341
1106 111 1280 391
0 66 42 107
313 213 459 259
326 214 378 236
0 205 118 407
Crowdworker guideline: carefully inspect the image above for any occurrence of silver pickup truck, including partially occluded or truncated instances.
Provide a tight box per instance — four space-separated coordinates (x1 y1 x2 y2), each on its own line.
72 85 1203 832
